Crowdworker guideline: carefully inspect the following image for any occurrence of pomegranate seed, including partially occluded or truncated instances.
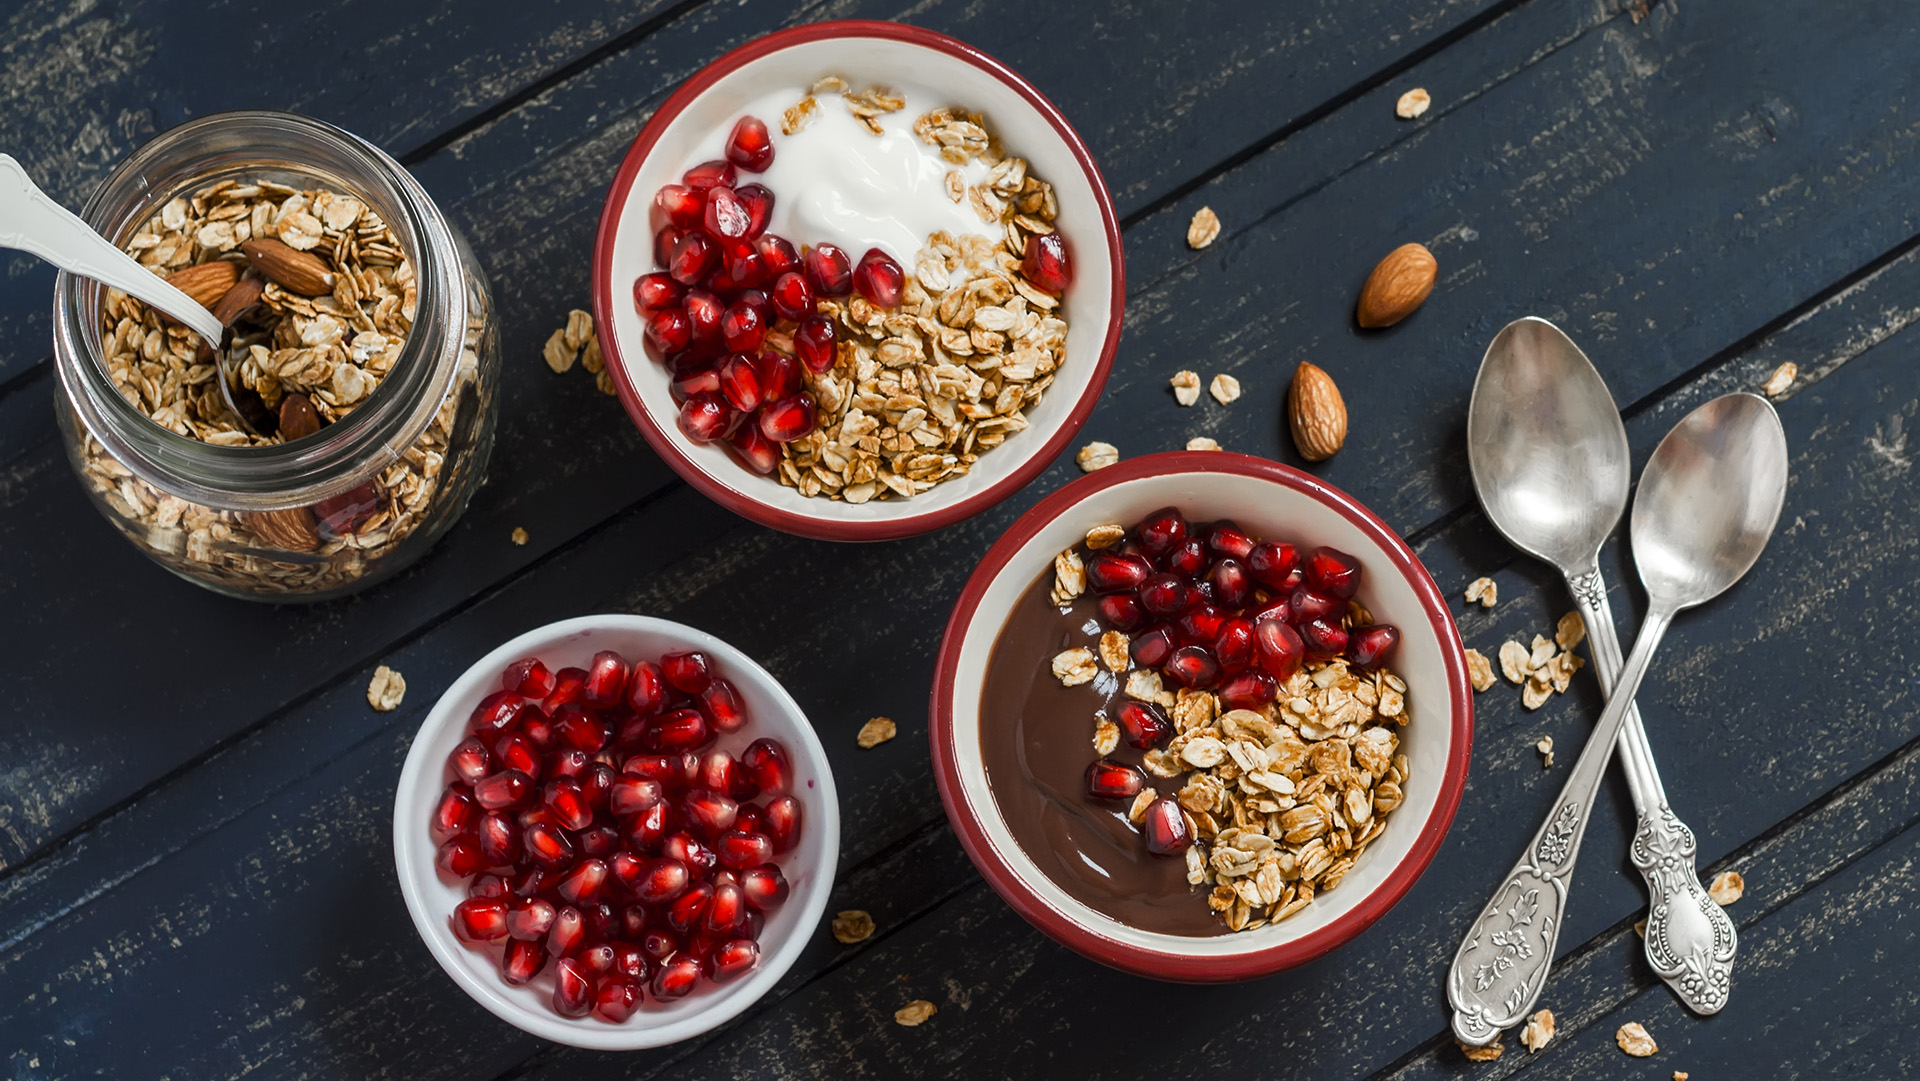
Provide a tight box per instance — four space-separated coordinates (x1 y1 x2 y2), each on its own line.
449 738 491 784
679 392 736 443
654 182 703 227
1281 567 1306 592
581 651 627 706
769 270 815 321
610 775 664 815
663 832 716 875
1214 619 1255 672
715 829 774 870
634 857 691 905
469 690 523 735
723 114 776 171
1140 797 1192 855
756 233 800 276
1114 700 1172 749
551 957 594 1017
728 418 776 469
508 866 547 898
579 943 619 978
1166 538 1207 577
628 801 677 853
1021 231 1072 293
764 795 802 852
545 667 588 711
682 789 739 837
668 882 714 932
851 248 904 307
1208 558 1252 608
710 939 760 982
682 932 721 962
434 786 476 839
1251 594 1292 626
1135 507 1188 558
592 978 643 1023
501 937 547 986
1177 604 1227 644
1289 587 1343 622
740 864 789 910
473 770 532 810
556 859 609 905
650 708 712 752
624 753 689 789
608 850 647 893
794 313 837 373
647 306 693 353
1217 669 1278 711
583 902 618 942
505 897 556 941
1304 546 1363 598
735 285 774 323
436 836 487 877
578 825 620 858
581 763 615 809
1247 541 1298 588
547 748 590 781
803 243 852 296
753 350 801 401
669 231 717 285
616 911 650 947
452 897 509 942
1300 618 1349 659
671 357 720 400
1348 624 1400 667
641 930 680 965
653 225 681 268
626 661 669 715
542 779 593 831
682 159 736 191
725 244 769 289
1086 553 1153 593
546 907 586 958
1162 645 1220 688
741 738 791 797
494 733 540 778
1254 618 1306 680
1137 572 1190 617
682 288 724 344
705 883 747 934
552 706 609 754
702 186 751 240
699 750 741 795
478 811 521 865
718 352 764 412
661 651 713 693
1129 626 1179 669
1096 593 1147 631
734 804 764 834
523 821 575 870
758 393 817 443
653 957 701 1000
517 706 555 751
635 271 686 315
313 482 382 538
735 183 773 237
500 657 556 699
1086 758 1146 800
1204 522 1255 561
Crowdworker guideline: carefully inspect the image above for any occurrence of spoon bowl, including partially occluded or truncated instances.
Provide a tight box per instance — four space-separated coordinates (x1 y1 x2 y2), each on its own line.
1468 317 1631 570
1632 392 1790 609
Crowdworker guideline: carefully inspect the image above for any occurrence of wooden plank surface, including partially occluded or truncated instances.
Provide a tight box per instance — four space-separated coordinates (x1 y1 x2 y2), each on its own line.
2 0 1918 1076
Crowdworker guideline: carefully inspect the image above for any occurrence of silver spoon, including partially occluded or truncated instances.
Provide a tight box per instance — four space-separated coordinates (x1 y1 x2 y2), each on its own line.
1459 317 1737 1026
1449 391 1788 1046
0 153 271 433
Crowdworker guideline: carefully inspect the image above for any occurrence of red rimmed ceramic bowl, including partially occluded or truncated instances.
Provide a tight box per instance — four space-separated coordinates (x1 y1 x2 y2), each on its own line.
591 20 1123 541
930 452 1473 981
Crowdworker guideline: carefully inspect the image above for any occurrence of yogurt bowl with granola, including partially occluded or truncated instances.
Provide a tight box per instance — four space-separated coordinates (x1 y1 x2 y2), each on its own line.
592 21 1122 541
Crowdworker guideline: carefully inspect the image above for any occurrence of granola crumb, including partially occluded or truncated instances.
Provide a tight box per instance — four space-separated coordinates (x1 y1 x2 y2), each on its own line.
1616 1021 1658 1057
1052 647 1098 686
1464 648 1496 692
1093 717 1120 756
1209 373 1242 405
1708 870 1745 905
1521 1008 1556 1052
367 665 406 712
1170 369 1202 406
1763 360 1797 397
1673 1073 1690 1081
1097 631 1130 672
1396 87 1432 119
1187 206 1221 249
831 909 875 943
1464 576 1498 608
1536 736 1555 768
856 716 897 749
510 527 529 546
1076 441 1119 472
1457 1036 1503 1062
894 999 937 1027
1085 524 1126 550
1186 437 1222 451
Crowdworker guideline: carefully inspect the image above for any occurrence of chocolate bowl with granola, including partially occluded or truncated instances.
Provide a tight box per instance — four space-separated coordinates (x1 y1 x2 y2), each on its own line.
931 452 1476 981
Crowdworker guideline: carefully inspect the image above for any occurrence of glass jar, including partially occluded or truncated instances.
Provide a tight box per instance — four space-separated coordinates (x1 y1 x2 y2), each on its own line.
52 111 500 602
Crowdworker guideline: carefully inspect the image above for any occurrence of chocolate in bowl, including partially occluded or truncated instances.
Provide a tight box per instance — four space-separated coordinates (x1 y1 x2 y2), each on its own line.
979 562 1225 937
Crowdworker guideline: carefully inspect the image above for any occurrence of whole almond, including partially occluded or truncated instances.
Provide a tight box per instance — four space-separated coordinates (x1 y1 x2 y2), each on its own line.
163 260 240 310
1356 242 1437 328
242 238 337 296
245 507 321 552
1288 361 1347 461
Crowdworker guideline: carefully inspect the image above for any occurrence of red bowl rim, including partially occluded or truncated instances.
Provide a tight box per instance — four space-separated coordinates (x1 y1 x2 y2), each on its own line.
928 451 1475 981
591 20 1126 542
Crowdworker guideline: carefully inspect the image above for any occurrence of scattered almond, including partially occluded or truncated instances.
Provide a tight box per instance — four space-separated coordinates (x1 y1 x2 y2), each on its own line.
1170 369 1202 406
1395 87 1432 120
1708 870 1745 905
367 665 406 712
1076 441 1119 472
1465 576 1498 608
510 527 529 546
1187 206 1222 249
894 1000 938 1027
1288 361 1347 461
831 909 875 943
856 716 897 749
1520 1008 1556 1052
1209 373 1241 405
1356 243 1437 328
1763 360 1797 397
1186 436 1222 451
1616 1022 1658 1057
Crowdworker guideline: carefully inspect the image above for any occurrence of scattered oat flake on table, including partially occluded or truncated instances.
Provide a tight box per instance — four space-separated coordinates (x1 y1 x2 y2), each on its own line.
563 308 593 352
831 909 875 944
367 665 406 711
1209 373 1242 404
1464 648 1496 692
594 368 618 396
580 332 605 374
1396 87 1432 119
1673 1073 1690 1081
1052 648 1097 686
1170 370 1202 406
1763 360 1798 397
1187 206 1221 249
1457 1036 1503 1062
1499 640 1532 684
1555 611 1586 651
856 716 897 749
542 328 576 373
1616 1022 1659 1057
1521 1008 1556 1053
1536 736 1555 768
1465 576 1498 608
1709 870 1745 905
510 527 529 546
1186 437 1221 451
894 1000 937 1027
1076 441 1119 472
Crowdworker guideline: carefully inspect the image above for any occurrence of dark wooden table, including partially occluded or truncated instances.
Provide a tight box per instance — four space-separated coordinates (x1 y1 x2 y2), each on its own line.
4 0 1917 1076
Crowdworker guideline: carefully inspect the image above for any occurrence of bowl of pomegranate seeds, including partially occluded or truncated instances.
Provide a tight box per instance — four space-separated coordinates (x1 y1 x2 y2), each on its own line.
930 452 1474 981
591 20 1123 541
393 615 839 1048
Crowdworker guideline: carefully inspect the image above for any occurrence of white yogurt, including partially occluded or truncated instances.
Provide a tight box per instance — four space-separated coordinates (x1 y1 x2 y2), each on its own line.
687 84 998 267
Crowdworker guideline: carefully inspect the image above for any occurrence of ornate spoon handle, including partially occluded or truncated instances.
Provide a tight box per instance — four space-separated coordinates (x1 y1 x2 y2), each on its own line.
1448 607 1674 1046
1571 569 1737 1014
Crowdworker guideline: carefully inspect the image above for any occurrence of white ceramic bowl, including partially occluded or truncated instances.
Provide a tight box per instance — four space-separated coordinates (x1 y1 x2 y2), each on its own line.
591 20 1124 541
931 453 1474 981
393 615 840 1048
